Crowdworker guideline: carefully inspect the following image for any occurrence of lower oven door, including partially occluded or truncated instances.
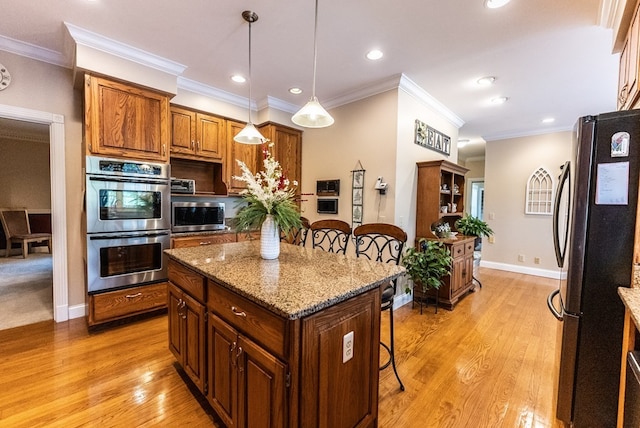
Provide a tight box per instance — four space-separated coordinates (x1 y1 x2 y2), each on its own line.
86 230 170 294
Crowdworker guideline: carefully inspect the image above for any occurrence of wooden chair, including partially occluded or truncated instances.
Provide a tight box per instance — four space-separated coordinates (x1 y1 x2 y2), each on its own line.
0 209 52 258
280 216 311 246
310 219 352 254
353 223 407 391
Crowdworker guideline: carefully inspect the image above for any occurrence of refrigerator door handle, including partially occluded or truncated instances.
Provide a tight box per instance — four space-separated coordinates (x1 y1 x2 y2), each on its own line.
553 161 571 268
547 289 563 321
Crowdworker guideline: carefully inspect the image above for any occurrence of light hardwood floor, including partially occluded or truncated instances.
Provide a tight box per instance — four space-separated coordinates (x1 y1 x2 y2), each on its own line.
0 268 564 427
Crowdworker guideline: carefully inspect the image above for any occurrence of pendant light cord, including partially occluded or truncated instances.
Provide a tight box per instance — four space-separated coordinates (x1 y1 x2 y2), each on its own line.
311 0 319 98
248 18 253 123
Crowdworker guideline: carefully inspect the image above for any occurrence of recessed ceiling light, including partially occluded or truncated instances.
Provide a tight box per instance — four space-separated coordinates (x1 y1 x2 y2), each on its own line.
366 49 383 60
490 96 508 105
542 117 555 124
477 76 496 86
231 75 246 83
484 0 511 8
289 87 303 95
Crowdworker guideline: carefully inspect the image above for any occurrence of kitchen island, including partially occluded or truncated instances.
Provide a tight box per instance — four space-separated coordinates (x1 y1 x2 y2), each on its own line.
165 241 405 428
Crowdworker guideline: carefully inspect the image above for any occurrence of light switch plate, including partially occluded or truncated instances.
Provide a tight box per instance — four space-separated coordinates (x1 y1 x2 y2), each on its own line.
343 331 354 363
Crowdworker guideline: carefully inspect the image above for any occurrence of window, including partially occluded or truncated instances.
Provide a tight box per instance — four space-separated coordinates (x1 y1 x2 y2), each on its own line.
526 167 553 215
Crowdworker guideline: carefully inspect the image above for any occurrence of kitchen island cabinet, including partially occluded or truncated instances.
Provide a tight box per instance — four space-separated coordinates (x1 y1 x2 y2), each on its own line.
617 287 640 427
166 241 404 428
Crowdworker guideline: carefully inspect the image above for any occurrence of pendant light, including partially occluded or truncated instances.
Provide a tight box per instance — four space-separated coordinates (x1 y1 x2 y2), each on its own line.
291 0 334 128
234 11 266 145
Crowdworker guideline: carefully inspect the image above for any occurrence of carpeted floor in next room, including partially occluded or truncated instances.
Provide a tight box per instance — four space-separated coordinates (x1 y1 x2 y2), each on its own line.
0 252 53 330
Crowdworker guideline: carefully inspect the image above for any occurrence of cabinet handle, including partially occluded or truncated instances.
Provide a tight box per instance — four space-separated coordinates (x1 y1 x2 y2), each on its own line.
237 346 244 372
162 143 166 156
196 141 201 151
199 241 212 246
230 342 237 367
125 292 142 299
231 306 247 317
191 140 195 150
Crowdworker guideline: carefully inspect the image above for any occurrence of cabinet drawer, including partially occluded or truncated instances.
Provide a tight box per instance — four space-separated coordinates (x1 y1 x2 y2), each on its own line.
171 233 236 249
89 282 167 324
451 242 465 259
207 280 286 358
168 259 206 302
464 240 475 255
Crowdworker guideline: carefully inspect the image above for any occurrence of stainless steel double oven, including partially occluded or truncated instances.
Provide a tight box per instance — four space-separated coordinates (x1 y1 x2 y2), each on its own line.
85 156 170 294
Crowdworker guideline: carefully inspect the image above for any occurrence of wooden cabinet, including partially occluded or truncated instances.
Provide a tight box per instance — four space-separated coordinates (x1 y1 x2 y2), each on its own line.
87 281 167 326
171 232 237 249
259 123 303 195
84 74 170 162
208 313 287 428
170 106 226 161
619 1 640 110
415 236 476 310
168 282 206 392
415 160 469 238
226 120 260 195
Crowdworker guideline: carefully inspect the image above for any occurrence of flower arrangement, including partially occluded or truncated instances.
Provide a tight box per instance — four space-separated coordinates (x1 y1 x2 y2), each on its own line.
233 141 302 234
432 222 451 238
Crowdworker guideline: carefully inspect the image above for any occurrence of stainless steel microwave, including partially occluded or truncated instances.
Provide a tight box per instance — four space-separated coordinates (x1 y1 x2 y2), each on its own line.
171 202 225 232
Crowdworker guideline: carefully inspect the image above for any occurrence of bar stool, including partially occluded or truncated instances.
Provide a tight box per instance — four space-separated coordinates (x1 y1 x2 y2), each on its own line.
353 223 406 391
310 219 351 254
280 216 311 246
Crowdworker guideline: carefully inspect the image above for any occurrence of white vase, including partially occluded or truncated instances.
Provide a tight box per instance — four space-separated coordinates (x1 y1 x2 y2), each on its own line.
260 214 280 260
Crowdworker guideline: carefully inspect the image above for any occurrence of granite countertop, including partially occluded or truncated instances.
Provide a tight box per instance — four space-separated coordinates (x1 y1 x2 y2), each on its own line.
619 287 640 328
165 241 405 320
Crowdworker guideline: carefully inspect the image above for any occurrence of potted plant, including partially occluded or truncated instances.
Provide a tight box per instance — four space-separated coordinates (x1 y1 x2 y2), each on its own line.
455 213 494 250
402 238 452 313
233 141 302 259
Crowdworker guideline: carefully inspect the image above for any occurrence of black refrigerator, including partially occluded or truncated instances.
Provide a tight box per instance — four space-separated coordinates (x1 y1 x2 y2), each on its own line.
547 110 640 427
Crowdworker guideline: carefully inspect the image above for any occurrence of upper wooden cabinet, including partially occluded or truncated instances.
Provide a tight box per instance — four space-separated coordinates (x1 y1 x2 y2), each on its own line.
618 1 640 110
226 120 260 195
259 122 303 194
415 160 469 239
84 74 170 162
170 106 226 161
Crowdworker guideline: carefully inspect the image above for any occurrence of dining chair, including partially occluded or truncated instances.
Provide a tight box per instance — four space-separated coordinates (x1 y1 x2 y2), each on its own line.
310 219 352 254
0 209 52 258
280 216 311 246
353 222 407 391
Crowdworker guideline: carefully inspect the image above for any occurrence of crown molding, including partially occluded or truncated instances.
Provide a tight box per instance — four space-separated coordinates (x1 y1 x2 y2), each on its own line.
398 74 465 128
0 34 67 68
483 124 573 142
64 22 187 76
177 76 253 110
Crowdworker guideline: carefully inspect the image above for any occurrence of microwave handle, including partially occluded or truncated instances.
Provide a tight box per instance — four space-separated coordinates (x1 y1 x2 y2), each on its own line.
88 176 168 185
89 231 170 240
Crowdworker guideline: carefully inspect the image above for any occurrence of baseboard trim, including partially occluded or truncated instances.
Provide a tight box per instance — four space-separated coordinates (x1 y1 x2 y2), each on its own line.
394 291 413 309
480 260 565 280
68 303 87 320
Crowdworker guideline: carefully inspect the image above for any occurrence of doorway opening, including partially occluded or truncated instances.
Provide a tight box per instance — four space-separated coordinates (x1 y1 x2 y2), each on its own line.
469 180 485 219
0 104 69 323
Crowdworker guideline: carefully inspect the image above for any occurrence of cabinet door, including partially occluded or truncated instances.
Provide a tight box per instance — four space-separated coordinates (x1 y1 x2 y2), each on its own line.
197 113 225 160
182 292 206 393
259 124 302 192
451 257 465 296
227 120 259 194
170 106 196 155
85 75 169 162
168 282 184 362
463 253 475 289
208 313 239 428
237 335 287 428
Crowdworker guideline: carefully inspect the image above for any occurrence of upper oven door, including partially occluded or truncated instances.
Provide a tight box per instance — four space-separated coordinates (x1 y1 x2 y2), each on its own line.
86 175 170 233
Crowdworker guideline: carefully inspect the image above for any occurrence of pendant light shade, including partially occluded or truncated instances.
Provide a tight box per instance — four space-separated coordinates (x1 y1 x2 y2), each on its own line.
292 0 334 128
234 10 266 144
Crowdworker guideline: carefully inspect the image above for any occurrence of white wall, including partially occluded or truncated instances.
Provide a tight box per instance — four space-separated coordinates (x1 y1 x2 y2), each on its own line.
482 131 572 275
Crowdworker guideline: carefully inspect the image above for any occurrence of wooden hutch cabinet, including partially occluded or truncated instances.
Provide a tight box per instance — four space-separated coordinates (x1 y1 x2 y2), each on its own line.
84 74 170 162
415 160 469 237
170 105 226 161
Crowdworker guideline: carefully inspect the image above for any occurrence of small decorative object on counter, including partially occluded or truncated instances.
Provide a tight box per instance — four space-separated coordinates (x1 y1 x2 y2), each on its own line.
432 221 451 238
233 140 302 259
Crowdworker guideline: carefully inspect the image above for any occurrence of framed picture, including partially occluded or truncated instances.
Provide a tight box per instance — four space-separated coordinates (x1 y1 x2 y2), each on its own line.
352 167 365 228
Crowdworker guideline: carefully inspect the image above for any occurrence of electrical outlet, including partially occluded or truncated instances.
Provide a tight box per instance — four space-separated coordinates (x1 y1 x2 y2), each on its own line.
488 235 495 244
399 216 404 228
343 331 354 363
489 212 496 220
518 254 525 262
534 257 541 264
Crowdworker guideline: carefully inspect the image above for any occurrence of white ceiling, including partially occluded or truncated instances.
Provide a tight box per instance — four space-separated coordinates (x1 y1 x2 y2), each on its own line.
0 0 619 160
